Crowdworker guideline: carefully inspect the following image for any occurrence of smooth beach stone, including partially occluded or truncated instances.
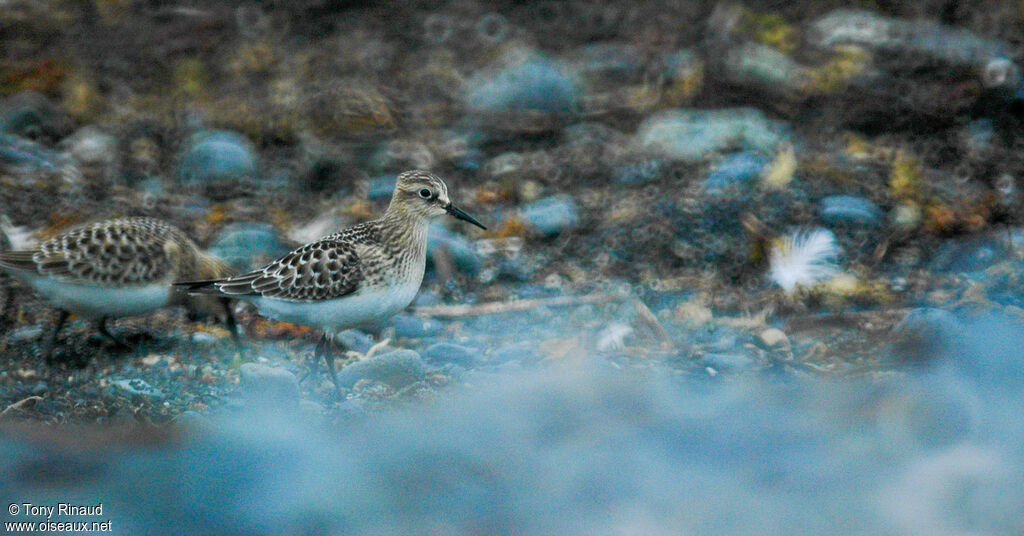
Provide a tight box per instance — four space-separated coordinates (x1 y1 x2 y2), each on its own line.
334 350 429 390
820 195 884 228
521 195 580 236
178 130 257 186
467 55 582 116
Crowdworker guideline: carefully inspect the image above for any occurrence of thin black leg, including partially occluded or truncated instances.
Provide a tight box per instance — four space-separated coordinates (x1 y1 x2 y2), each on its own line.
220 298 240 344
97 316 131 351
0 281 14 327
314 333 342 397
42 309 70 363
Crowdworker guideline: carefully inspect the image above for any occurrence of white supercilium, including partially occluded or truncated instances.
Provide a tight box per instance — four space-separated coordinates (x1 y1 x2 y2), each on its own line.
769 228 842 293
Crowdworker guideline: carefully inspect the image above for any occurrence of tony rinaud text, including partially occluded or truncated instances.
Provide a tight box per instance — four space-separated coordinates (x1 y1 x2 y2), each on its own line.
12 503 103 518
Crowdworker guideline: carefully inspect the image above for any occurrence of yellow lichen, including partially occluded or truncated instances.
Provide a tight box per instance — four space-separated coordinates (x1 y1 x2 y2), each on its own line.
739 11 798 53
92 0 133 24
662 61 704 107
889 150 922 200
761 143 796 190
802 46 871 95
172 58 209 99
61 72 104 122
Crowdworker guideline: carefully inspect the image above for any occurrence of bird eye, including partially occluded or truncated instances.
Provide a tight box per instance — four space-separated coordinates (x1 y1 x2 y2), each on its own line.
419 188 432 199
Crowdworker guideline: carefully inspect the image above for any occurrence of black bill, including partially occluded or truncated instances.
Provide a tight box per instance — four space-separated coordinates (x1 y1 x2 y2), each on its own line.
445 203 487 230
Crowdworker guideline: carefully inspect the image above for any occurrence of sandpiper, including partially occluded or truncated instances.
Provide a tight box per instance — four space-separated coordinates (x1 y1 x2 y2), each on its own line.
176 169 486 389
0 217 236 360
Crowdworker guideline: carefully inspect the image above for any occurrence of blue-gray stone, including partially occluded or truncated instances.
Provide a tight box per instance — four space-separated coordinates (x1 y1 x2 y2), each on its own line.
521 195 580 236
112 379 164 400
891 308 963 364
0 132 62 171
335 330 374 354
820 195 884 228
615 161 662 184
334 349 428 389
392 314 444 339
705 152 770 192
239 363 301 403
428 224 481 274
577 43 644 82
178 130 257 185
963 118 995 155
929 235 1009 274
0 91 68 139
454 148 485 171
422 343 478 367
702 352 756 371
368 175 397 201
467 56 582 116
209 223 292 271
636 108 788 162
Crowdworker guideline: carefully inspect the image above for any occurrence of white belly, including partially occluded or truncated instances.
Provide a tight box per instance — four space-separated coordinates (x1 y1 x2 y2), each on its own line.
27 277 172 318
252 280 421 332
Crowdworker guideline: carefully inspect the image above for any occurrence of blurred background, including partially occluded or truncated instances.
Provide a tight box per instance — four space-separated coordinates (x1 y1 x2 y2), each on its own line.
2 1 1024 534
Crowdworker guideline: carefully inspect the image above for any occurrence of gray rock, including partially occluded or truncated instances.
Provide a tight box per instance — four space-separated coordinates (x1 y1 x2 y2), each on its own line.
335 330 374 354
929 236 1010 274
722 42 806 96
334 350 429 390
178 130 258 186
467 55 582 116
636 108 787 162
521 195 580 236
209 223 292 271
615 161 662 185
368 175 397 201
9 325 43 343
0 91 70 139
392 314 444 339
705 152 770 193
422 343 477 367
238 363 301 403
809 10 1017 85
112 379 164 400
702 352 756 371
820 195 884 228
891 308 963 364
0 132 63 171
428 224 481 274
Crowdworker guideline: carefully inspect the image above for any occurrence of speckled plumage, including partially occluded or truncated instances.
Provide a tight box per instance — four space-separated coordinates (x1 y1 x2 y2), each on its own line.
0 216 232 320
177 170 485 388
180 171 444 314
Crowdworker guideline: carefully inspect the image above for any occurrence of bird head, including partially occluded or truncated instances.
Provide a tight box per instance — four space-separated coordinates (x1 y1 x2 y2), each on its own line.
389 170 486 229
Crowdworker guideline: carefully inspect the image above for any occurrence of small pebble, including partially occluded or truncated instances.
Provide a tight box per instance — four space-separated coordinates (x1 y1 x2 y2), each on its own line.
238 363 301 403
521 195 580 236
334 350 429 390
758 328 790 350
112 379 164 400
422 343 477 368
392 314 444 339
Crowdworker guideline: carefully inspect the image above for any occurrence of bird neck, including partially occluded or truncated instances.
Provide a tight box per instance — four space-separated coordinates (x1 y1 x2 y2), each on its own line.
379 207 430 252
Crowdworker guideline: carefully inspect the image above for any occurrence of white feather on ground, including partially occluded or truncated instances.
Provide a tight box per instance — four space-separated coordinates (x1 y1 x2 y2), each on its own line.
0 215 36 250
769 228 842 293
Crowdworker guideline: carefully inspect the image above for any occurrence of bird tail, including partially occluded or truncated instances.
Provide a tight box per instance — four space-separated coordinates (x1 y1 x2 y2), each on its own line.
173 279 227 296
0 251 38 273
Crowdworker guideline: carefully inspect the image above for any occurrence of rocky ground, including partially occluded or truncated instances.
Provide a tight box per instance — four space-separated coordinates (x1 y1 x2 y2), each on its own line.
0 0 1022 422
1 2 1024 533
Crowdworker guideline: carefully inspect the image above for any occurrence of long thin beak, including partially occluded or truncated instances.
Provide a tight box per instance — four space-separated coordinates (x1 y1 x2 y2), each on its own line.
445 202 487 230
